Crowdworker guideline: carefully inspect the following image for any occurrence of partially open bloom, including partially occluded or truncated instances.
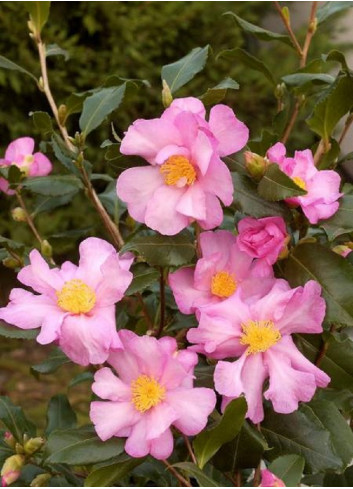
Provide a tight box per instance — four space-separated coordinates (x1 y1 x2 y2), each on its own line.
90 330 216 459
260 469 285 487
169 230 273 316
267 143 342 224
0 137 52 195
237 216 289 265
0 238 133 366
188 279 330 422
117 97 249 235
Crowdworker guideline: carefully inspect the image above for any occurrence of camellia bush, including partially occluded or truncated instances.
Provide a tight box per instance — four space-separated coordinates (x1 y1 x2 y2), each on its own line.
0 1 353 487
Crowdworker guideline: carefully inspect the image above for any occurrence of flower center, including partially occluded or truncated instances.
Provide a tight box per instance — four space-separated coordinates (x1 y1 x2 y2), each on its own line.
240 320 281 354
131 375 166 412
160 155 196 187
56 279 96 314
292 176 307 191
211 271 237 298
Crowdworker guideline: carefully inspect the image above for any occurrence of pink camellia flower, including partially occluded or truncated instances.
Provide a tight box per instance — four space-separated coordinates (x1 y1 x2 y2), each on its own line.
0 238 133 366
116 97 249 235
0 137 52 195
169 230 274 316
260 469 285 487
90 330 216 460
237 216 289 265
187 279 330 422
267 142 342 224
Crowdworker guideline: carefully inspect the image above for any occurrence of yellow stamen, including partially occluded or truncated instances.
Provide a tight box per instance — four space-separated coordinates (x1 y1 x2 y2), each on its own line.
240 320 281 355
160 155 196 187
56 279 96 314
211 271 237 298
292 176 307 191
131 375 166 412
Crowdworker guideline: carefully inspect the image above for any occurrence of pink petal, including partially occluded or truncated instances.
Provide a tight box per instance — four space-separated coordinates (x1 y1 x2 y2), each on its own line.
145 403 178 440
251 280 293 323
127 334 164 379
95 254 133 306
118 251 135 271
266 142 286 164
190 129 214 175
5 137 34 162
193 253 221 292
260 469 285 487
90 401 140 441
173 112 199 152
209 105 249 157
78 237 117 288
168 97 206 119
29 153 52 176
18 249 63 297
198 193 223 230
92 367 131 401
200 230 236 259
302 201 340 224
0 177 13 195
166 387 216 435
144 185 190 235
108 348 140 384
125 417 151 458
292 149 317 180
198 156 234 205
149 428 174 460
214 356 247 397
155 145 189 165
36 307 66 344
176 183 206 220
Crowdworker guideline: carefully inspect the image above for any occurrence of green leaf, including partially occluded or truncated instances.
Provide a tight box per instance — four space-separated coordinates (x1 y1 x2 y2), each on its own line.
46 43 69 61
46 395 77 435
269 455 305 487
307 74 353 141
282 73 334 86
0 55 37 81
284 243 353 326
193 398 247 469
225 12 293 48
0 396 36 441
79 84 127 136
45 427 125 465
317 1 353 24
126 263 159 295
31 348 70 375
213 421 268 471
22 175 82 197
324 466 353 487
257 163 306 201
23 1 50 33
33 193 75 216
0 321 38 340
161 46 209 94
68 371 94 388
173 462 219 487
200 78 239 105
232 173 291 219
218 48 275 85
85 456 144 487
261 405 341 473
51 133 80 176
308 400 353 470
98 181 125 219
322 50 350 72
122 231 195 268
30 111 53 137
322 194 353 240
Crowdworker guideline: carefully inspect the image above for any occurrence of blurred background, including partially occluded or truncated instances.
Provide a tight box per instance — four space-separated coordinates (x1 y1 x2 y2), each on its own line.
0 1 352 427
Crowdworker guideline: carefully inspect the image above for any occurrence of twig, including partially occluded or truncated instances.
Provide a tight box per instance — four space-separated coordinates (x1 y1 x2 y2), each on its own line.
300 2 319 68
194 222 201 258
338 113 353 145
253 423 262 486
155 267 166 338
235 470 242 487
281 99 300 144
273 2 303 57
182 434 197 465
162 460 192 487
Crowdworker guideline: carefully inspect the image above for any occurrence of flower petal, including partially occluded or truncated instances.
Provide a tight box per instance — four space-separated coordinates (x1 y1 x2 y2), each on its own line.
198 156 233 205
90 401 140 441
30 153 52 176
18 249 63 296
149 428 174 460
125 417 151 458
92 367 131 402
209 105 249 156
176 183 206 220
197 193 223 230
5 137 34 162
168 267 211 315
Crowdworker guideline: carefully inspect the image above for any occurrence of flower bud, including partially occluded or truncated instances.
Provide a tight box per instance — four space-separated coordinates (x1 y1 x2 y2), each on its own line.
1 454 25 487
162 79 173 108
24 437 44 456
2 257 22 269
30 473 51 487
332 245 352 258
3 432 16 450
244 151 268 180
11 207 27 222
40 240 53 258
58 104 67 126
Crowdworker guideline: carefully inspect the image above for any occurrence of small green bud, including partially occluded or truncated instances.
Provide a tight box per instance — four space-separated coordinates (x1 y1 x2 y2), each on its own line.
24 437 44 456
40 240 53 258
2 257 21 269
4 432 16 450
282 6 290 23
244 151 268 180
162 79 173 108
58 104 67 126
1 454 25 486
11 207 27 222
15 442 24 454
30 473 51 487
274 82 286 100
37 77 44 92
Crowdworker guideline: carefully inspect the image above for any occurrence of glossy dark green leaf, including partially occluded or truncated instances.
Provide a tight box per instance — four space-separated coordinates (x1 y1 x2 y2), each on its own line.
257 163 306 201
50 133 80 176
33 193 75 216
173 462 219 487
269 454 305 487
65 91 91 119
0 396 36 441
79 84 127 136
68 371 94 388
322 194 353 240
126 263 159 295
0 55 37 81
85 456 144 487
324 466 353 487
122 231 195 268
46 43 69 61
161 46 209 94
45 427 125 465
46 395 77 435
30 111 53 136
24 1 50 32
261 405 341 473
193 398 247 469
200 78 239 105
225 12 293 48
22 175 83 197
322 50 351 72
284 243 353 325
282 73 334 86
98 181 125 219
218 48 275 85
317 1 353 24
0 321 38 340
31 348 70 375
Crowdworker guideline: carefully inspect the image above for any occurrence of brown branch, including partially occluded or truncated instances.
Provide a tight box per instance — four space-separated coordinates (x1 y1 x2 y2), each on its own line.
300 2 319 68
162 460 192 487
338 113 353 145
281 99 300 144
136 292 154 331
274 2 303 57
182 434 197 465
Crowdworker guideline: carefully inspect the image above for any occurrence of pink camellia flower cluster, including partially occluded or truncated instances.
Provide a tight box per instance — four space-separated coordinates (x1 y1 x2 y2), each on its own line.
267 142 342 224
0 137 52 195
116 97 249 235
260 469 286 487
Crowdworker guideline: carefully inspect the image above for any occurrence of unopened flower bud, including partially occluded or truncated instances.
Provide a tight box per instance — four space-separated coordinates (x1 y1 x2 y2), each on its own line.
1 454 25 487
162 79 173 108
15 442 24 455
58 104 67 126
23 437 44 456
281 6 290 23
37 77 44 92
3 432 16 450
11 207 27 222
332 245 352 258
40 240 53 258
30 473 51 487
2 257 22 269
244 151 268 180
274 82 286 100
